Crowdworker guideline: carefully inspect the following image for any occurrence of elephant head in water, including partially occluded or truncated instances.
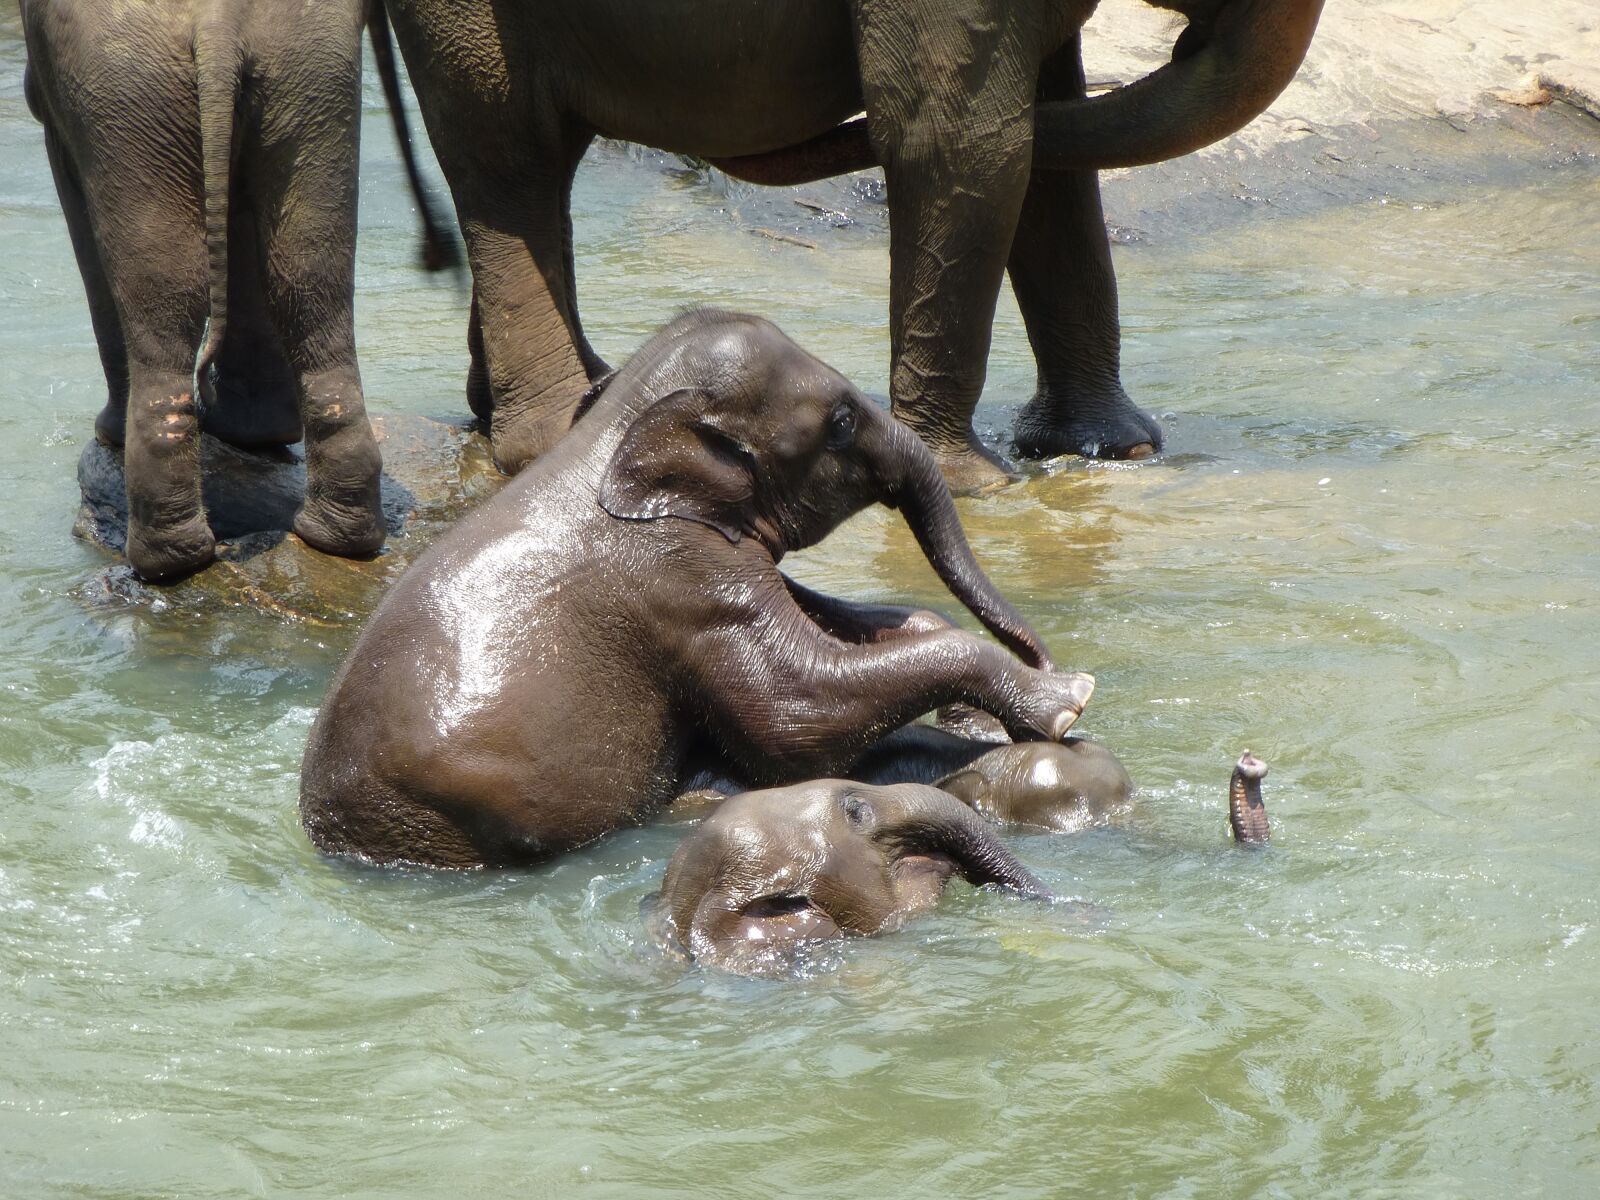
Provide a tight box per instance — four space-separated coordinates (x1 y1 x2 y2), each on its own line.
937 740 1135 833
653 780 1052 975
300 310 1093 868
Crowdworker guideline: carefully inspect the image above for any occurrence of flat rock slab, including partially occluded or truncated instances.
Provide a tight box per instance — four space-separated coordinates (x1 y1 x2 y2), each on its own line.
75 413 503 629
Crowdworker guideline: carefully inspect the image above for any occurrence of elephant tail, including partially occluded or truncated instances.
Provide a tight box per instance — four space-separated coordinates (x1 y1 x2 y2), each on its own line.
368 0 462 273
192 2 245 401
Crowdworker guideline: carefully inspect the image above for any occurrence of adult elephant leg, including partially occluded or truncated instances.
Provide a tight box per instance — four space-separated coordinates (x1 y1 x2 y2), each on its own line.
454 129 593 474
100 209 214 581
558 138 611 385
253 72 383 559
1010 39 1162 462
854 7 1038 496
39 125 128 448
464 136 604 434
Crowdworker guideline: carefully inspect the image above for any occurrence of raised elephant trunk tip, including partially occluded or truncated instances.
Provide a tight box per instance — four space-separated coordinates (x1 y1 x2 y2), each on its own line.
1229 750 1270 844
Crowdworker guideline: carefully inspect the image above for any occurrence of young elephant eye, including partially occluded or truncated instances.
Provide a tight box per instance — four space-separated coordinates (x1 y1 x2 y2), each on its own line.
826 402 857 450
840 793 876 829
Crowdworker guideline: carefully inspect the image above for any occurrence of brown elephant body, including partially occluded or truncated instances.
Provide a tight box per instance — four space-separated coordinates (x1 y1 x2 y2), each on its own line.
382 0 1322 492
299 311 1094 868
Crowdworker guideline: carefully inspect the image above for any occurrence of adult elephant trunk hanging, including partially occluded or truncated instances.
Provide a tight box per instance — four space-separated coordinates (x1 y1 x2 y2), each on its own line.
1033 0 1325 169
711 0 1326 179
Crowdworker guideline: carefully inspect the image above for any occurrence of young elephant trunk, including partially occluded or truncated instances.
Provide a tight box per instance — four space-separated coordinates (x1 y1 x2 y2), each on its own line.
877 790 1053 900
876 417 1056 671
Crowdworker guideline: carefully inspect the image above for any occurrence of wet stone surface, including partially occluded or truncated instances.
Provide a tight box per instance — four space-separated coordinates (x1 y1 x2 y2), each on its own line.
74 413 503 628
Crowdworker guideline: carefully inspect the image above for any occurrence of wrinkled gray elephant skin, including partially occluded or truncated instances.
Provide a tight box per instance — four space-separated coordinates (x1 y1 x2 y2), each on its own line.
22 0 454 581
384 0 1323 492
299 311 1094 868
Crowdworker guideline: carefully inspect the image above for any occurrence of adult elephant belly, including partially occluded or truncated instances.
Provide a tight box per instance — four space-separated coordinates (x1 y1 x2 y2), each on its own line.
551 0 863 156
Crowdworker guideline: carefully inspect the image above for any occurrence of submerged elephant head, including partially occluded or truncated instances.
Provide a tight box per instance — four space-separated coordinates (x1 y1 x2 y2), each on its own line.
653 780 1052 976
597 310 1053 668
937 739 1135 833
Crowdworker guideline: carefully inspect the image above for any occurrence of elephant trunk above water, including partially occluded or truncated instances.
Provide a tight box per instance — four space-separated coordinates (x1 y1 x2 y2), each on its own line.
710 0 1325 184
873 414 1056 673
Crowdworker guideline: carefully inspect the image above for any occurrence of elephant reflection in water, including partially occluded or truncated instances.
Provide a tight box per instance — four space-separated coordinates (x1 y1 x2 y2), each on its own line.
300 310 1099 869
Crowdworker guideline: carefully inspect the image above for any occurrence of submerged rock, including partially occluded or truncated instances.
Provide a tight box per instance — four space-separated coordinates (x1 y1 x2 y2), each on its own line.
75 414 503 630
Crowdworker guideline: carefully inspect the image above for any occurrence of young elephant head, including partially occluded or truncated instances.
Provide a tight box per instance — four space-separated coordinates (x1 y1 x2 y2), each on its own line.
937 740 1135 833
598 310 1052 669
654 780 1052 976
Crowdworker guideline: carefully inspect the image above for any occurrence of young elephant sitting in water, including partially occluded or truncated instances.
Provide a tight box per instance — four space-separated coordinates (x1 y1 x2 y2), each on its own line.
300 310 1094 867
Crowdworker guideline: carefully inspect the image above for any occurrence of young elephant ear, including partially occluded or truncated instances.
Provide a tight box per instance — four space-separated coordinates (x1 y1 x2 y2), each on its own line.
598 387 759 544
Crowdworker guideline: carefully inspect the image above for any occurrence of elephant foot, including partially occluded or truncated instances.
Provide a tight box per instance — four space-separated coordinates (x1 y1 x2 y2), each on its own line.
489 405 579 475
126 513 216 583
926 434 1021 498
1013 389 1163 462
294 493 385 560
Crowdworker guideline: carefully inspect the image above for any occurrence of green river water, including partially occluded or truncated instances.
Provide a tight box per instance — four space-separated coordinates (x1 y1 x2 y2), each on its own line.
2 15 1599 1198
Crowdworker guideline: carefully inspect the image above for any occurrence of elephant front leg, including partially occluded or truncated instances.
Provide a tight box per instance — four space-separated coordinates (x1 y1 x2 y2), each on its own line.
855 8 1039 496
1009 39 1162 462
691 588 1093 784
